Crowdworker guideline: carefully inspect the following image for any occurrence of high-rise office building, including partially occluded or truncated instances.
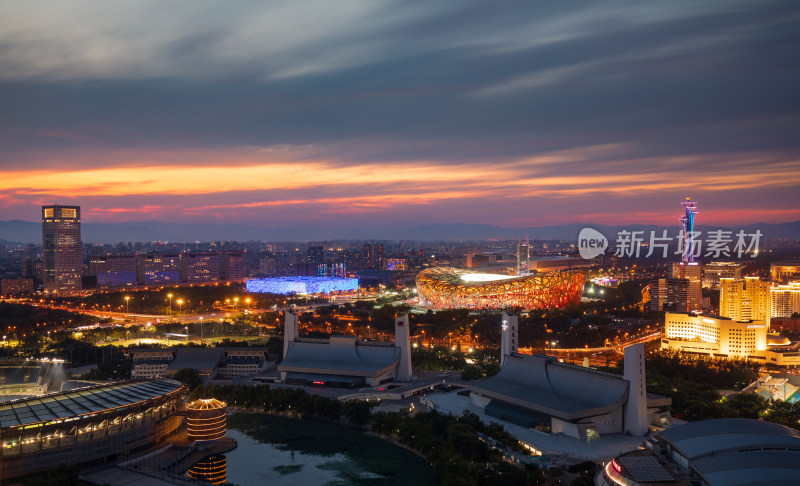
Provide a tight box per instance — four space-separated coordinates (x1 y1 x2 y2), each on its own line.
141 254 181 284
770 282 800 322
648 278 689 312
95 255 138 288
306 246 324 264
181 253 220 282
374 244 385 269
719 277 770 323
362 244 373 269
517 242 530 276
220 252 245 282
670 262 702 311
42 205 82 294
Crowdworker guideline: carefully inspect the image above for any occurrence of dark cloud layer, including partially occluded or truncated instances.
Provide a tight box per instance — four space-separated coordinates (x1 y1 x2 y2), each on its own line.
1 0 799 228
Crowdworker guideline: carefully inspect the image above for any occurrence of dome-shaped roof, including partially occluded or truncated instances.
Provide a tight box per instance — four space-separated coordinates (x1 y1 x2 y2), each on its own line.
187 398 227 410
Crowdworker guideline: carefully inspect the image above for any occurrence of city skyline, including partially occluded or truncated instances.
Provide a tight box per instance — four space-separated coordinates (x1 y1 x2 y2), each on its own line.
1 1 799 229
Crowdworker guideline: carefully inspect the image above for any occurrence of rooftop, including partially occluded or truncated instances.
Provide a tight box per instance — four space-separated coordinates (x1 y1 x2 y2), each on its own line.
470 353 628 420
167 348 225 371
279 336 400 377
657 418 800 486
0 380 184 429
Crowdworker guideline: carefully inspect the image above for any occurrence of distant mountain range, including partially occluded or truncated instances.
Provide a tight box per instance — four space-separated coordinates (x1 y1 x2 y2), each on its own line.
1 219 799 245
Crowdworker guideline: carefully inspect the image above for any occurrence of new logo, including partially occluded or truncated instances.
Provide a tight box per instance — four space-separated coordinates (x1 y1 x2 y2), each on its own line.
578 227 608 259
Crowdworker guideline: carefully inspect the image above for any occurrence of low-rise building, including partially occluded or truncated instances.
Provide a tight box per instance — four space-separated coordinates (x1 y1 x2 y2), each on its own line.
131 349 175 379
0 278 33 296
130 347 270 380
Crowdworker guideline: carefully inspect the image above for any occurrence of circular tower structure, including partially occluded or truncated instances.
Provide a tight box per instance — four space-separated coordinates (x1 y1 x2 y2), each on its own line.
186 398 227 441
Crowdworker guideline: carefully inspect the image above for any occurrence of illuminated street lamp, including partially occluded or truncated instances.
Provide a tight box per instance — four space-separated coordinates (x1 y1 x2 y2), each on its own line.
199 317 204 341
185 326 189 342
234 297 239 309
125 296 130 314
177 299 184 315
168 293 173 315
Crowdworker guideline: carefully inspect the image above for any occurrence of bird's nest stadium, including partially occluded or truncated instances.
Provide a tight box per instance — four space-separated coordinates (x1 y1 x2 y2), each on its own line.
415 267 585 310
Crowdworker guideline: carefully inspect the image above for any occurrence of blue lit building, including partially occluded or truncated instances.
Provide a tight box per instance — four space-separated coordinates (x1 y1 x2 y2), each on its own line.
246 276 359 295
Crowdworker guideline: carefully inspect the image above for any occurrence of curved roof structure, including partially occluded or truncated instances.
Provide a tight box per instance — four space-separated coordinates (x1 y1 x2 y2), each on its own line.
415 267 584 310
0 379 185 429
187 398 227 410
657 418 800 486
279 336 400 377
470 353 628 420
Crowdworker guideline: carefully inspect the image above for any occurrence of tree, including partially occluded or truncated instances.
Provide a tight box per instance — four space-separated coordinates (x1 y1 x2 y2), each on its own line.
174 368 202 388
461 365 484 381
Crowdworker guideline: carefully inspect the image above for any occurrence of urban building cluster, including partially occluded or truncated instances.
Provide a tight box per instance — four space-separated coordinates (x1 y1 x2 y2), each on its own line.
657 263 800 367
1 204 601 298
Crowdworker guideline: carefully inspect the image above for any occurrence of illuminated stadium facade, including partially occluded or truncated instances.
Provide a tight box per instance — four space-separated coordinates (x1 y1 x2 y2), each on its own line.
246 276 359 295
416 267 585 310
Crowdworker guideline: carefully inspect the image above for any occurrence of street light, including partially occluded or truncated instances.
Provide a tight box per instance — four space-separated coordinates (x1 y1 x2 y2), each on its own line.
125 296 130 314
185 326 189 342
199 317 203 341
234 297 239 309
167 293 173 315
177 299 183 315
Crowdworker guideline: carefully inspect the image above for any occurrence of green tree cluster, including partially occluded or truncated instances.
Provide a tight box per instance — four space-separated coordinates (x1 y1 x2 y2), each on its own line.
372 410 544 486
189 383 372 426
645 349 758 389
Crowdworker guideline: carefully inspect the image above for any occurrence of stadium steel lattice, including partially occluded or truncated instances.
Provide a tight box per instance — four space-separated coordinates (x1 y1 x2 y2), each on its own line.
415 267 585 310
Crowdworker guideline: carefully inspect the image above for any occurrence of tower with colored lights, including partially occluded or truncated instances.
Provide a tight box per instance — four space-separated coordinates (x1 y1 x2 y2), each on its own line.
680 197 699 262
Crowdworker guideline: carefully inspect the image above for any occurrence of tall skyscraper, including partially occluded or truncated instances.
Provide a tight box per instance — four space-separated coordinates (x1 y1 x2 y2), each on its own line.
362 244 373 269
719 277 770 323
42 205 82 294
670 262 702 311
648 278 689 312
517 241 530 276
374 244 385 269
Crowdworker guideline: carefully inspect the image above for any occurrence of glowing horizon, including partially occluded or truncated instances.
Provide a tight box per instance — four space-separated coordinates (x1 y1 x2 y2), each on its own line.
1 2 798 232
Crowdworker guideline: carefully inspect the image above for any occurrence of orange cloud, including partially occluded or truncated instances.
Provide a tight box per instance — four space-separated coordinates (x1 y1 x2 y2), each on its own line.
2 145 799 226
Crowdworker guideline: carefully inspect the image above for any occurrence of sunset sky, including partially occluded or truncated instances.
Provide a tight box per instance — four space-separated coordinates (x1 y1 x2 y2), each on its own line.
1 1 799 230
